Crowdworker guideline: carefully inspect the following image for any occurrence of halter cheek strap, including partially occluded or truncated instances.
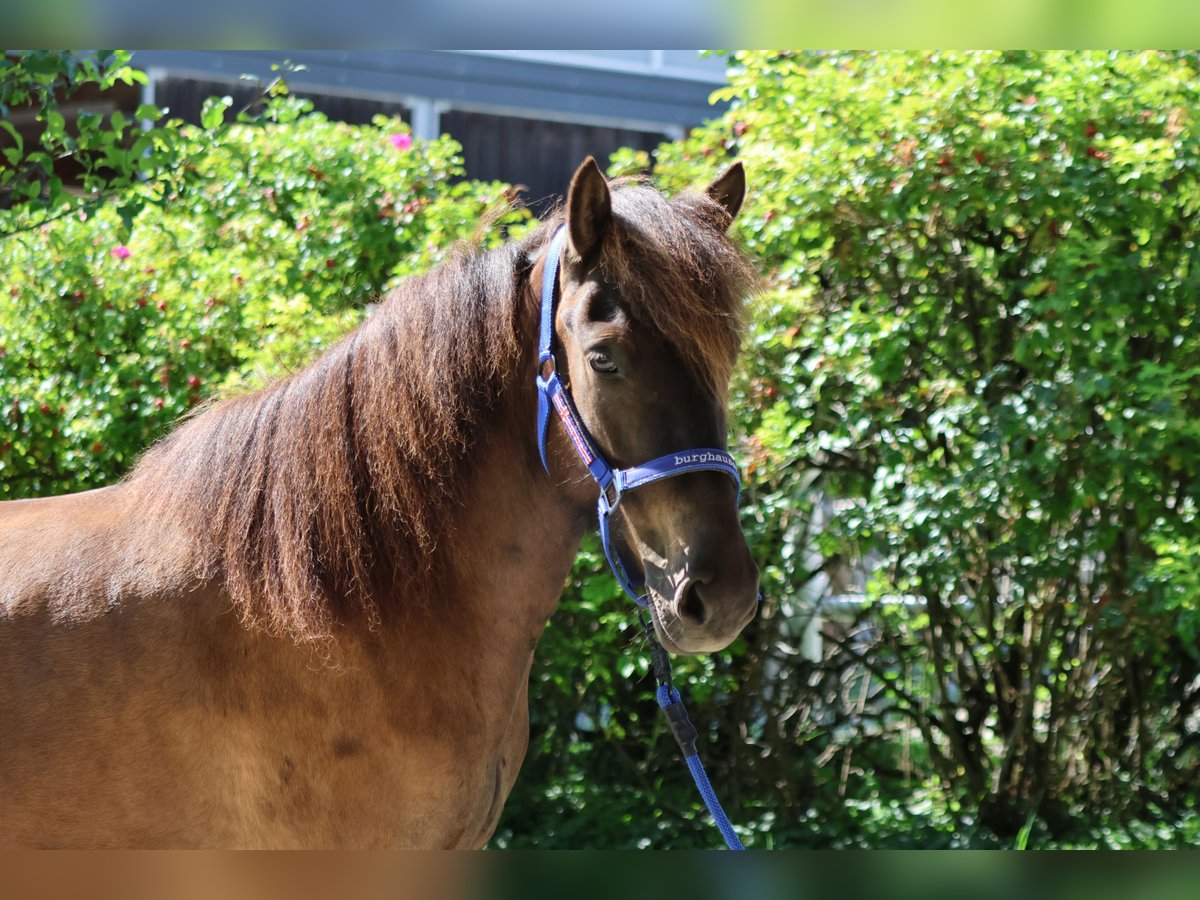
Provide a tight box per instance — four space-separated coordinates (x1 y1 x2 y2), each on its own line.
534 225 743 608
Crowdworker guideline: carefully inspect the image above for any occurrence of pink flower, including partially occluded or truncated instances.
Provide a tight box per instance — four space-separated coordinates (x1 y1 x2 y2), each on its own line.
388 132 413 151
111 245 131 260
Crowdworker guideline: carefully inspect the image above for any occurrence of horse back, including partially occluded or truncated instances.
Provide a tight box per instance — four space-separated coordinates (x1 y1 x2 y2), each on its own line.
0 483 237 847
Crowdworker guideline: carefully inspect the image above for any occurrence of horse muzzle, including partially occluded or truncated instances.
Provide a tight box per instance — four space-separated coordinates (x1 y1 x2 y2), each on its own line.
647 541 759 655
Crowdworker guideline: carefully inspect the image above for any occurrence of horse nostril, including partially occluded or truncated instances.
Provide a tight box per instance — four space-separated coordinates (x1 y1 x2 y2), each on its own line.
679 580 707 626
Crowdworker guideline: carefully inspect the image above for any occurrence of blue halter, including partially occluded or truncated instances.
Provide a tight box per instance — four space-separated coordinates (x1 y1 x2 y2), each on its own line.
534 225 749 850
535 226 743 608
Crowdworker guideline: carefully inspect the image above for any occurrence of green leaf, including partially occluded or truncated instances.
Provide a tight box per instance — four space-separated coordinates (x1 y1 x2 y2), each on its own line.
44 109 66 138
0 119 24 156
135 103 163 122
200 96 233 131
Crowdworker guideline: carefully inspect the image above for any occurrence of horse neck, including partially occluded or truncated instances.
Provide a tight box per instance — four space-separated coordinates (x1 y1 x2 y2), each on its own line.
384 258 594 669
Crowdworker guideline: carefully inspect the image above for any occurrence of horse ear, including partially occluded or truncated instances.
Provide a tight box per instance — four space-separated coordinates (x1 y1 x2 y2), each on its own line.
704 161 746 228
566 157 611 264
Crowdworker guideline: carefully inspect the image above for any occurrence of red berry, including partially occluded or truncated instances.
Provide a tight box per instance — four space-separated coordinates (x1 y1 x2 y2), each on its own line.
154 397 165 410
156 300 168 311
39 403 52 415
325 258 336 268
137 296 148 308
187 375 201 389
764 210 777 222
973 151 986 165
1084 120 1097 138
180 339 192 350
732 120 749 137
91 441 103 453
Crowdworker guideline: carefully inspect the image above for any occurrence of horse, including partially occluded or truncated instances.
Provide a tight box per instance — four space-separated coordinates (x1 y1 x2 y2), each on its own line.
0 157 760 848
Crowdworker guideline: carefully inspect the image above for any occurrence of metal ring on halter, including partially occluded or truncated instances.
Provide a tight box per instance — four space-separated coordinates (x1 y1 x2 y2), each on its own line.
599 477 621 514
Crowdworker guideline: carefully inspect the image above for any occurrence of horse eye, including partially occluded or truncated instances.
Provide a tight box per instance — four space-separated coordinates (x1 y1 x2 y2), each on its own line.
588 351 618 375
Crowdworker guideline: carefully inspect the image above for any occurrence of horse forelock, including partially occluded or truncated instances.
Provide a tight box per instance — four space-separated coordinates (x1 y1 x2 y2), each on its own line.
592 180 759 402
127 178 756 644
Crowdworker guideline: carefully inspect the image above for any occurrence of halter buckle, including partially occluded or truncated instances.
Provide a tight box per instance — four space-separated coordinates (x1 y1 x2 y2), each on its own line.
598 476 621 514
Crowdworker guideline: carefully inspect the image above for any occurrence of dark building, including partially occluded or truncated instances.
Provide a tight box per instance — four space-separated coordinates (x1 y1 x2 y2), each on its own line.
130 51 730 212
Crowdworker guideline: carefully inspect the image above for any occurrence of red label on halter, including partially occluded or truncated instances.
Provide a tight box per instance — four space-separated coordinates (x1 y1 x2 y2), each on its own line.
552 392 595 465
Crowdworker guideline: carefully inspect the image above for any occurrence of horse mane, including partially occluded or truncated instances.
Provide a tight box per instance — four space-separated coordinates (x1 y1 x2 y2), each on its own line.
129 180 757 642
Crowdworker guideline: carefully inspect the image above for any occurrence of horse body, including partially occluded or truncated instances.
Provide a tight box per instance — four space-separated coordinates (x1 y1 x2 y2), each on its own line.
0 160 757 848
0 434 585 847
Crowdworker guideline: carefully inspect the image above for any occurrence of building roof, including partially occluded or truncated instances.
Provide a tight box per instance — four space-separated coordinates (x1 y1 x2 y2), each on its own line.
130 50 730 135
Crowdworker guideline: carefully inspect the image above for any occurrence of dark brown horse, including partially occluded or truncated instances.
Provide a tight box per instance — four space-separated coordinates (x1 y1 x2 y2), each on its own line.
0 158 759 848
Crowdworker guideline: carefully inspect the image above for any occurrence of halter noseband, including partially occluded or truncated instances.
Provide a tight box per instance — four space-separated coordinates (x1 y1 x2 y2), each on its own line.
534 225 743 608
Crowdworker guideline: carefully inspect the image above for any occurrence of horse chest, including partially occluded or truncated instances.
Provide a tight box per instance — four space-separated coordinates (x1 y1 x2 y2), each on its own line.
233 738 513 849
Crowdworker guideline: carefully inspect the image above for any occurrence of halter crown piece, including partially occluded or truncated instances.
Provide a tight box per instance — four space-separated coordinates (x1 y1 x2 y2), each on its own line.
534 225 749 850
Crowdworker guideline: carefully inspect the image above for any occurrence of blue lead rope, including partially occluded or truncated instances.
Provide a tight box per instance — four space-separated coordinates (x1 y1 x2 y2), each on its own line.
535 225 748 850
644 615 746 851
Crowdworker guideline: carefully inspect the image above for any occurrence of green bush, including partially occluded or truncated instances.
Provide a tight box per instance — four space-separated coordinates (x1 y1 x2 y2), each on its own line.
1 94 526 498
586 50 1200 846
2 51 162 232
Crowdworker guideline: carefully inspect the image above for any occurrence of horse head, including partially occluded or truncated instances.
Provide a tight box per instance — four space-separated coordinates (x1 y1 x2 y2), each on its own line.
546 158 760 655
